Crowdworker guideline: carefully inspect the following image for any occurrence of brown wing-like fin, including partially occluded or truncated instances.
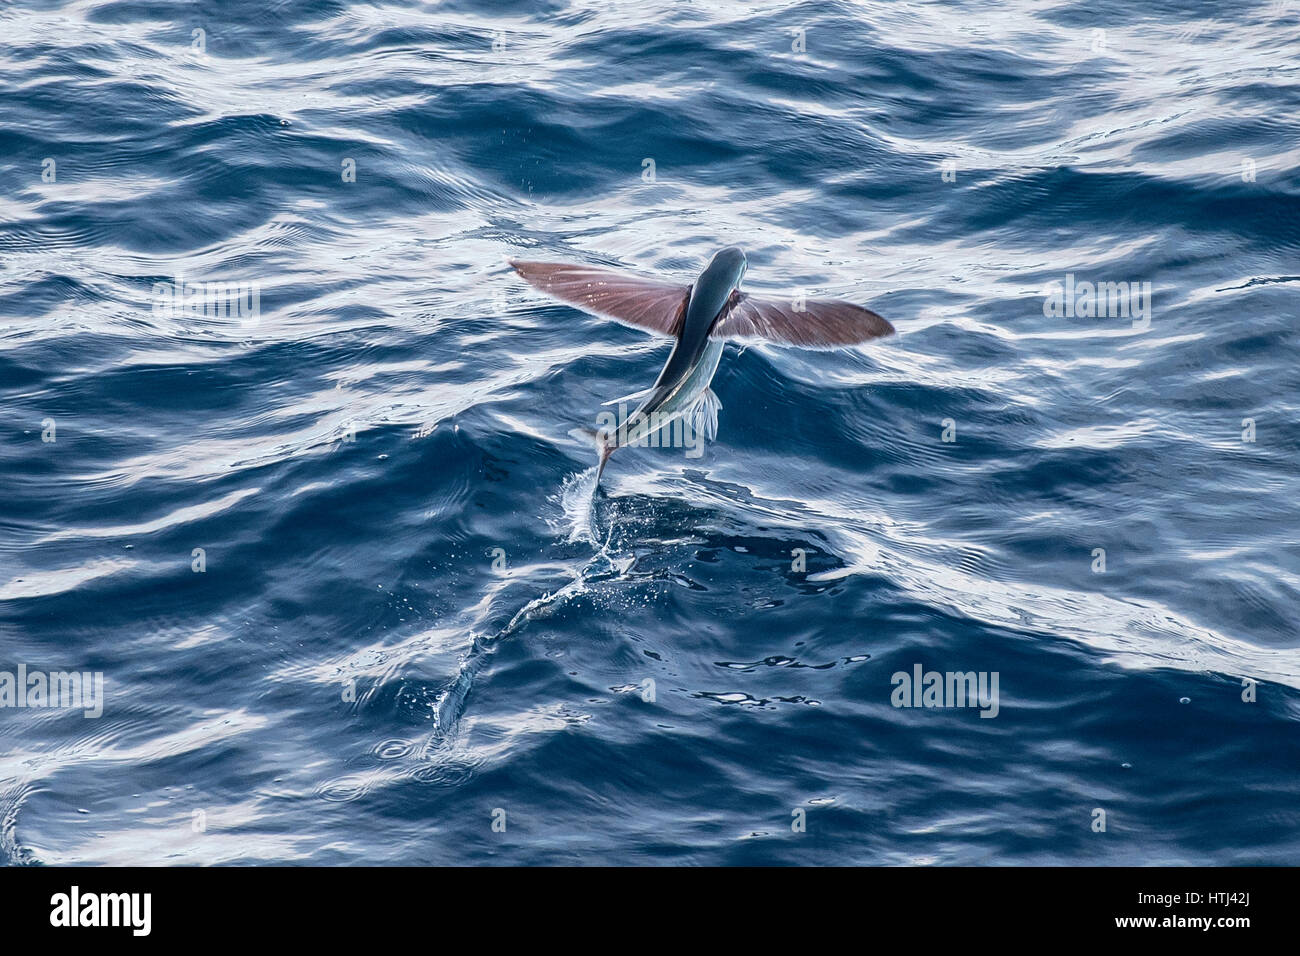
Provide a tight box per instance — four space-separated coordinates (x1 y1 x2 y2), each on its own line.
509 260 690 337
710 291 894 348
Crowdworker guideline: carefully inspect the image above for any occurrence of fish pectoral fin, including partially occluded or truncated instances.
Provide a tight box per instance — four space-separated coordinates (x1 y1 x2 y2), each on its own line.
710 292 894 349
687 387 722 442
509 260 690 337
600 386 656 407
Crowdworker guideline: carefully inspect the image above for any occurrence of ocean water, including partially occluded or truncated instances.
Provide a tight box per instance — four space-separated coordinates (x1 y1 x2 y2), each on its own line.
1 0 1298 866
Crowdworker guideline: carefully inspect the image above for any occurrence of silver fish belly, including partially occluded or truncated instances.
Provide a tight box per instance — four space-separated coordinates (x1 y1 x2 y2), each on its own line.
618 337 724 449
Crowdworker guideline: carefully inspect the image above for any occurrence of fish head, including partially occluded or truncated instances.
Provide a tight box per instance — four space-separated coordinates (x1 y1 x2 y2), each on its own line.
683 247 748 338
704 246 747 292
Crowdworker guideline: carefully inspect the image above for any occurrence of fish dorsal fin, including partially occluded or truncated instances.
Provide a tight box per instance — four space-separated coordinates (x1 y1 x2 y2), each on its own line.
710 290 894 348
510 260 690 337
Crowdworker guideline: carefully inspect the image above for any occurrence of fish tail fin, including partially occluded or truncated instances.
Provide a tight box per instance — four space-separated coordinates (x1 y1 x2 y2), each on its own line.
569 426 616 490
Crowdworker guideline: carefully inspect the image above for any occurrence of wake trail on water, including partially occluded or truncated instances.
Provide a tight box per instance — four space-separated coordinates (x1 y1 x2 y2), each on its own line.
423 465 627 748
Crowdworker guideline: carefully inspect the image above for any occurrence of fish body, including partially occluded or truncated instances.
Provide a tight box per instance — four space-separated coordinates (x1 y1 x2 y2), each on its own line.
615 336 723 449
606 247 743 457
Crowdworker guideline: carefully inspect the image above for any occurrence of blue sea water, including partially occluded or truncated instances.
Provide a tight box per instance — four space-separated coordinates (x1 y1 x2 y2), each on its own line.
1 0 1298 866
